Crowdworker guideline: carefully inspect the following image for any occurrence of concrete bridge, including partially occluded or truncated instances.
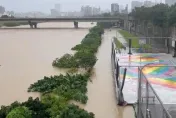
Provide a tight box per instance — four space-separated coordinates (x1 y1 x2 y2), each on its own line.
0 17 127 28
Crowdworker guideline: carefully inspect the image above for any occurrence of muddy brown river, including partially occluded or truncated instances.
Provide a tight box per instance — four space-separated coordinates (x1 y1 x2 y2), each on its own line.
0 22 134 118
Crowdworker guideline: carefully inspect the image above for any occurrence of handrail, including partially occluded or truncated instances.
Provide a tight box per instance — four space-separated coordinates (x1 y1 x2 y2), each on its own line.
139 64 172 118
116 36 172 39
144 76 172 118
119 65 176 67
147 109 152 118
111 40 173 118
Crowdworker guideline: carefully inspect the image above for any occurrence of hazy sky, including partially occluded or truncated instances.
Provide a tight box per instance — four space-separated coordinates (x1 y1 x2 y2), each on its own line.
1 0 163 13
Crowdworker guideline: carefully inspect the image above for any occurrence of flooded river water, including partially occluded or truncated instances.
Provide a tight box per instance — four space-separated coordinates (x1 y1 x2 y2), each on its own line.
85 29 134 118
0 23 134 118
0 22 94 106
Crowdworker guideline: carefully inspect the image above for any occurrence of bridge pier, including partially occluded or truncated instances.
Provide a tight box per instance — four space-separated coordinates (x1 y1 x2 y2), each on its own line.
28 21 38 29
34 23 37 28
30 24 33 28
74 21 78 29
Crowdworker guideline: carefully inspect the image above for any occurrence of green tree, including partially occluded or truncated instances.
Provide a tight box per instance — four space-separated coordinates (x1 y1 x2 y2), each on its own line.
151 4 169 27
22 97 50 118
74 51 97 69
41 94 67 117
6 106 32 118
59 104 94 118
52 54 79 68
168 4 176 26
0 101 21 118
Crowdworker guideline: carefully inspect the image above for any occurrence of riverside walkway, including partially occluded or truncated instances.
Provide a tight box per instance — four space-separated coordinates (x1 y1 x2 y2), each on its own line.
112 30 176 118
85 29 135 118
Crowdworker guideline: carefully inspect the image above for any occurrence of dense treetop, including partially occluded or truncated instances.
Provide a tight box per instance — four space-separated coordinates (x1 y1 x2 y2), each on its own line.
130 3 176 27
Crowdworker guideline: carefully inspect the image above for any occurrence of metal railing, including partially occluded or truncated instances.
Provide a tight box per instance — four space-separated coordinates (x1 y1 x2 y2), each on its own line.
138 66 172 118
116 36 172 53
111 39 174 118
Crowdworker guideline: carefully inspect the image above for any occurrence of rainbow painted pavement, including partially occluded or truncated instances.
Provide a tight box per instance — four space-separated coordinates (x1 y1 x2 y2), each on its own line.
118 54 176 89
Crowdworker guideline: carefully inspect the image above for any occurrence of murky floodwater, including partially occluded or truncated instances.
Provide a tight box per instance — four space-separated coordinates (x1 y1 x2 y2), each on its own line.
0 22 95 106
0 23 134 118
85 29 134 118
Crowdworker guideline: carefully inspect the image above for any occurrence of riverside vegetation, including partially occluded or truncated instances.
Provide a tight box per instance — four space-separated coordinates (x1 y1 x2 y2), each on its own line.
52 25 104 70
0 22 29 27
0 15 29 27
0 25 104 118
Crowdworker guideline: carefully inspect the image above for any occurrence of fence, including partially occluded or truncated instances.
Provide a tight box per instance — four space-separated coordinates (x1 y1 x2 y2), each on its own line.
137 66 173 118
111 39 174 118
111 39 121 106
116 36 173 53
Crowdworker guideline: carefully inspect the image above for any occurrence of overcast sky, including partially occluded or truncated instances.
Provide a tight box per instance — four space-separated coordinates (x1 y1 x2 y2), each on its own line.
1 0 163 13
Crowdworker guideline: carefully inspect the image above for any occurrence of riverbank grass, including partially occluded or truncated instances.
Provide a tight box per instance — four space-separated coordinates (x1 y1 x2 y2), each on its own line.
0 22 29 27
114 37 125 49
118 29 151 49
118 29 139 48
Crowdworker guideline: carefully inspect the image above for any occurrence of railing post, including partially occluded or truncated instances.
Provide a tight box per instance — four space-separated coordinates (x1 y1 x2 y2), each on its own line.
116 63 120 87
111 41 114 56
146 81 149 118
137 67 142 118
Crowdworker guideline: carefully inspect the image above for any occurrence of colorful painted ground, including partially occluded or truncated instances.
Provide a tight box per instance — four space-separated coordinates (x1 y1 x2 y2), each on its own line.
118 54 176 89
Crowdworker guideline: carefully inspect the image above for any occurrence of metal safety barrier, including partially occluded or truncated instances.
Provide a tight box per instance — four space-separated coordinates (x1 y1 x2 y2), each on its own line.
137 66 173 118
111 38 175 118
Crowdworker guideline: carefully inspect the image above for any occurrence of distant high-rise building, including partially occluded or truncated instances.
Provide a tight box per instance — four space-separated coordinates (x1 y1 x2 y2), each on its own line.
81 6 93 16
50 4 61 17
131 1 143 10
121 4 128 14
81 6 101 16
55 4 61 12
144 0 155 7
50 9 60 17
111 3 119 14
119 5 124 13
92 7 101 16
165 0 176 6
0 6 5 14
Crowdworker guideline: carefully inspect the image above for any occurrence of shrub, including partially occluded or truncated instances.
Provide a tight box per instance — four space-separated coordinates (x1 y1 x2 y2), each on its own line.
22 97 50 118
2 22 29 27
6 106 32 118
53 25 103 69
59 104 95 118
52 54 79 68
0 101 21 118
74 51 97 69
41 94 67 117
